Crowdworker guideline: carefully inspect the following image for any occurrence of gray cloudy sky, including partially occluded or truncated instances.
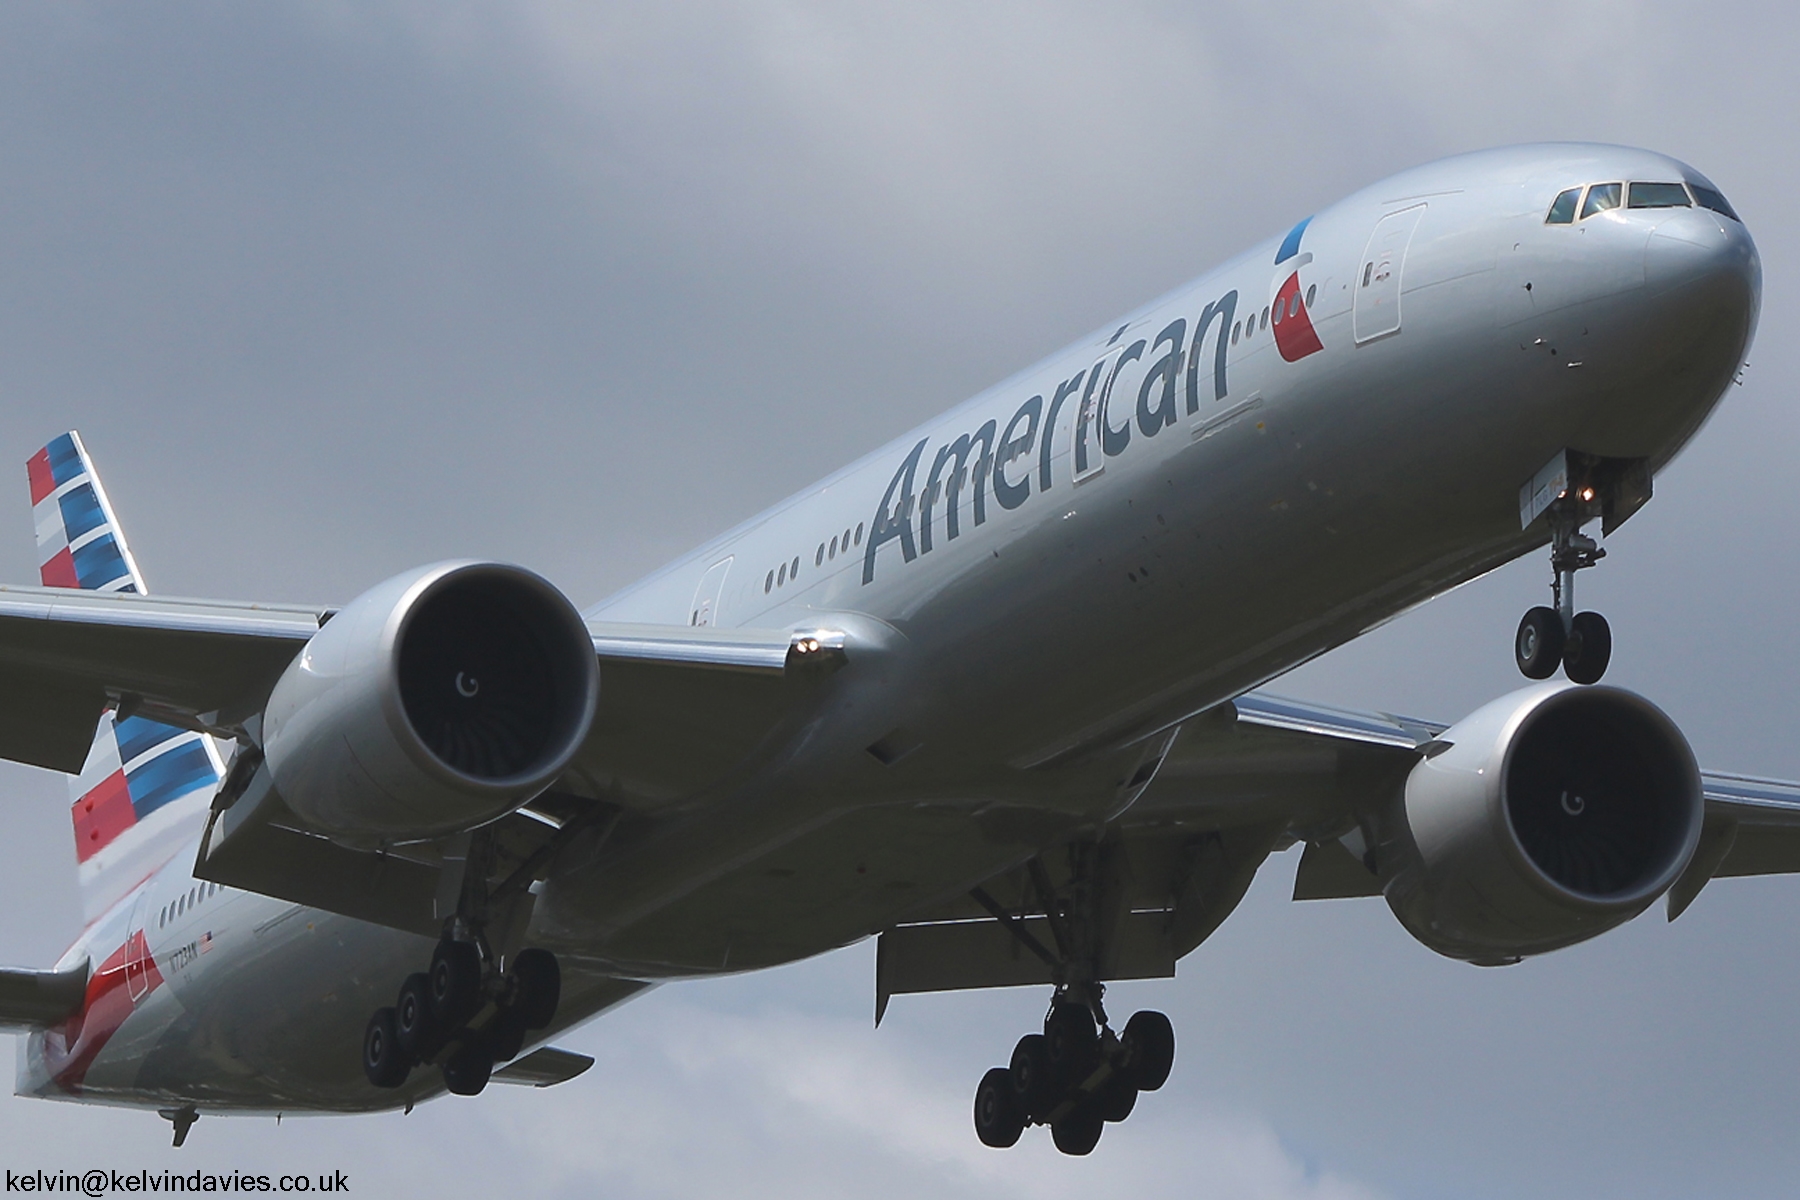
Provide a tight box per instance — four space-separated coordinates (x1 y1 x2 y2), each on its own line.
2 3 1798 1197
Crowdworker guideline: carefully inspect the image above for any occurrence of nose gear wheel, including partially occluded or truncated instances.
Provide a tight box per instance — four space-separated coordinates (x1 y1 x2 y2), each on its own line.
1514 479 1614 685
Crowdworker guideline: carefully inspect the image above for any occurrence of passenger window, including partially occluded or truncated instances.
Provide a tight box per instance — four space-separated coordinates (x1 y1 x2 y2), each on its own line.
764 570 773 594
855 523 864 545
1304 284 1316 308
1628 182 1691 209
1271 302 1283 326
1260 307 1270 330
791 556 800 579
1545 187 1580 224
829 536 837 560
1231 322 1240 344
777 563 786 586
1580 183 1622 219
1689 184 1740 222
815 545 824 567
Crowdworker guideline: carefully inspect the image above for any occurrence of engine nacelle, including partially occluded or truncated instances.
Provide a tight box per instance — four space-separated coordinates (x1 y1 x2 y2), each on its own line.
262 561 598 841
1383 684 1702 965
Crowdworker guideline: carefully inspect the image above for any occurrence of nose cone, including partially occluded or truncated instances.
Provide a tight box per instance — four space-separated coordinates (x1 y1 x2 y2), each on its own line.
1556 206 1758 464
1645 208 1762 324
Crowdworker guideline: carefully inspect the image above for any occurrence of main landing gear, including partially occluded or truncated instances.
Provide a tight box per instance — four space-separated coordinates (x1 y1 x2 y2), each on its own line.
973 986 1174 1156
362 829 562 1096
1515 498 1611 685
363 937 561 1096
966 846 1175 1156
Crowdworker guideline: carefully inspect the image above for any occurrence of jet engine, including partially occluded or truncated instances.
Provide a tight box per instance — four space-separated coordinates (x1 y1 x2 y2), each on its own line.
261 561 598 841
1382 684 1702 965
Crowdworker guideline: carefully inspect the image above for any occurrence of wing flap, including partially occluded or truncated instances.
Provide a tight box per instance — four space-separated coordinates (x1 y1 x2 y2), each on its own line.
491 1046 595 1087
1292 838 1384 900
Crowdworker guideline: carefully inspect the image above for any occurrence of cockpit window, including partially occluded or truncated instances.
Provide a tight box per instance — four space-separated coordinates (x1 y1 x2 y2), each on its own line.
1579 183 1622 220
1545 188 1580 224
1628 182 1692 209
1689 183 1740 222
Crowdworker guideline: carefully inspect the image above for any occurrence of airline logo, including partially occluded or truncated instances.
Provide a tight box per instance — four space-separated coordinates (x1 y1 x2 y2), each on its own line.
28 432 143 592
1272 217 1325 363
71 713 221 866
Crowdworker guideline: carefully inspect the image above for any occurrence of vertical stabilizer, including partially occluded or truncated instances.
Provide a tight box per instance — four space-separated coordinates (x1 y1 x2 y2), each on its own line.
26 432 222 924
28 431 146 593
69 712 223 924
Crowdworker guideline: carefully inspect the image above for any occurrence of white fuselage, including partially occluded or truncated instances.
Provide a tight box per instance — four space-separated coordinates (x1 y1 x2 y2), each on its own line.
19 143 1760 1114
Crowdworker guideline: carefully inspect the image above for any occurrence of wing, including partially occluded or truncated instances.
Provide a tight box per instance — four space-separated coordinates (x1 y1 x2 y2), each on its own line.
0 581 848 933
873 690 1800 1013
0 585 323 770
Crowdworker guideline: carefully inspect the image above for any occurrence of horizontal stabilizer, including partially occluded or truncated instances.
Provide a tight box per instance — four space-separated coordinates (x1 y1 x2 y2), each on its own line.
0 959 88 1029
491 1046 595 1088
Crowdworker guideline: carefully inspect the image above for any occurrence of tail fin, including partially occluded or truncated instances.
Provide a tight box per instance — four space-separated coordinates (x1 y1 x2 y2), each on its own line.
28 430 146 593
69 711 223 924
27 432 222 923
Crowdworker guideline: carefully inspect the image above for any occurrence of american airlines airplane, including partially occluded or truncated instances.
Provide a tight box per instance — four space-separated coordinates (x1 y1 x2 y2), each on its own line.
1 142 1793 1157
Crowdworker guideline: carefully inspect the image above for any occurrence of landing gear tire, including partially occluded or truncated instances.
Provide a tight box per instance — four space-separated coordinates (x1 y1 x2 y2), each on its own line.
1096 1075 1138 1123
442 1041 494 1097
1515 607 1565 680
430 940 483 1030
1050 1106 1104 1156
510 948 561 1030
362 1007 409 1089
1563 611 1612 685
974 1067 1025 1149
1009 1033 1054 1122
489 1012 527 1064
394 973 436 1062
1043 1001 1098 1087
1120 1010 1175 1091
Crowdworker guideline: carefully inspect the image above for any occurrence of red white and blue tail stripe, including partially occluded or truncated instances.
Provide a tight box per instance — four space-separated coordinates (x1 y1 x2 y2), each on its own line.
27 432 222 924
68 710 223 924
29 431 146 593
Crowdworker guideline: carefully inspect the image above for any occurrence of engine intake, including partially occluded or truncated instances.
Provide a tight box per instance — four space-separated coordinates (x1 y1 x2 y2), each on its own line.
1384 684 1702 964
263 561 598 841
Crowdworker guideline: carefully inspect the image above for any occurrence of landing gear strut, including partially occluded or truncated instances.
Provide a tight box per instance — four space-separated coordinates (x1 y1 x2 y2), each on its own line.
361 830 563 1096
967 846 1177 1156
1515 494 1611 685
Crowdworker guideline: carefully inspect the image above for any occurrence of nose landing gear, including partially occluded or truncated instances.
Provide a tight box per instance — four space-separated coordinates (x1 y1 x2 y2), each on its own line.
1515 488 1612 685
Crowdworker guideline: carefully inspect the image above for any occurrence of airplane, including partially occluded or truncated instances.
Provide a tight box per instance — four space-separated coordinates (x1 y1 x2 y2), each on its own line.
1 141 1795 1157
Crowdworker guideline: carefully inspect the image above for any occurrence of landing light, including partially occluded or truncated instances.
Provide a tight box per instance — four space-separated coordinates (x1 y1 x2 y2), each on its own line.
1579 487 1595 503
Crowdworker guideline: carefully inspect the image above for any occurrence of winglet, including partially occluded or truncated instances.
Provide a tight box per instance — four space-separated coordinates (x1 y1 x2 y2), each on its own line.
28 431 147 593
